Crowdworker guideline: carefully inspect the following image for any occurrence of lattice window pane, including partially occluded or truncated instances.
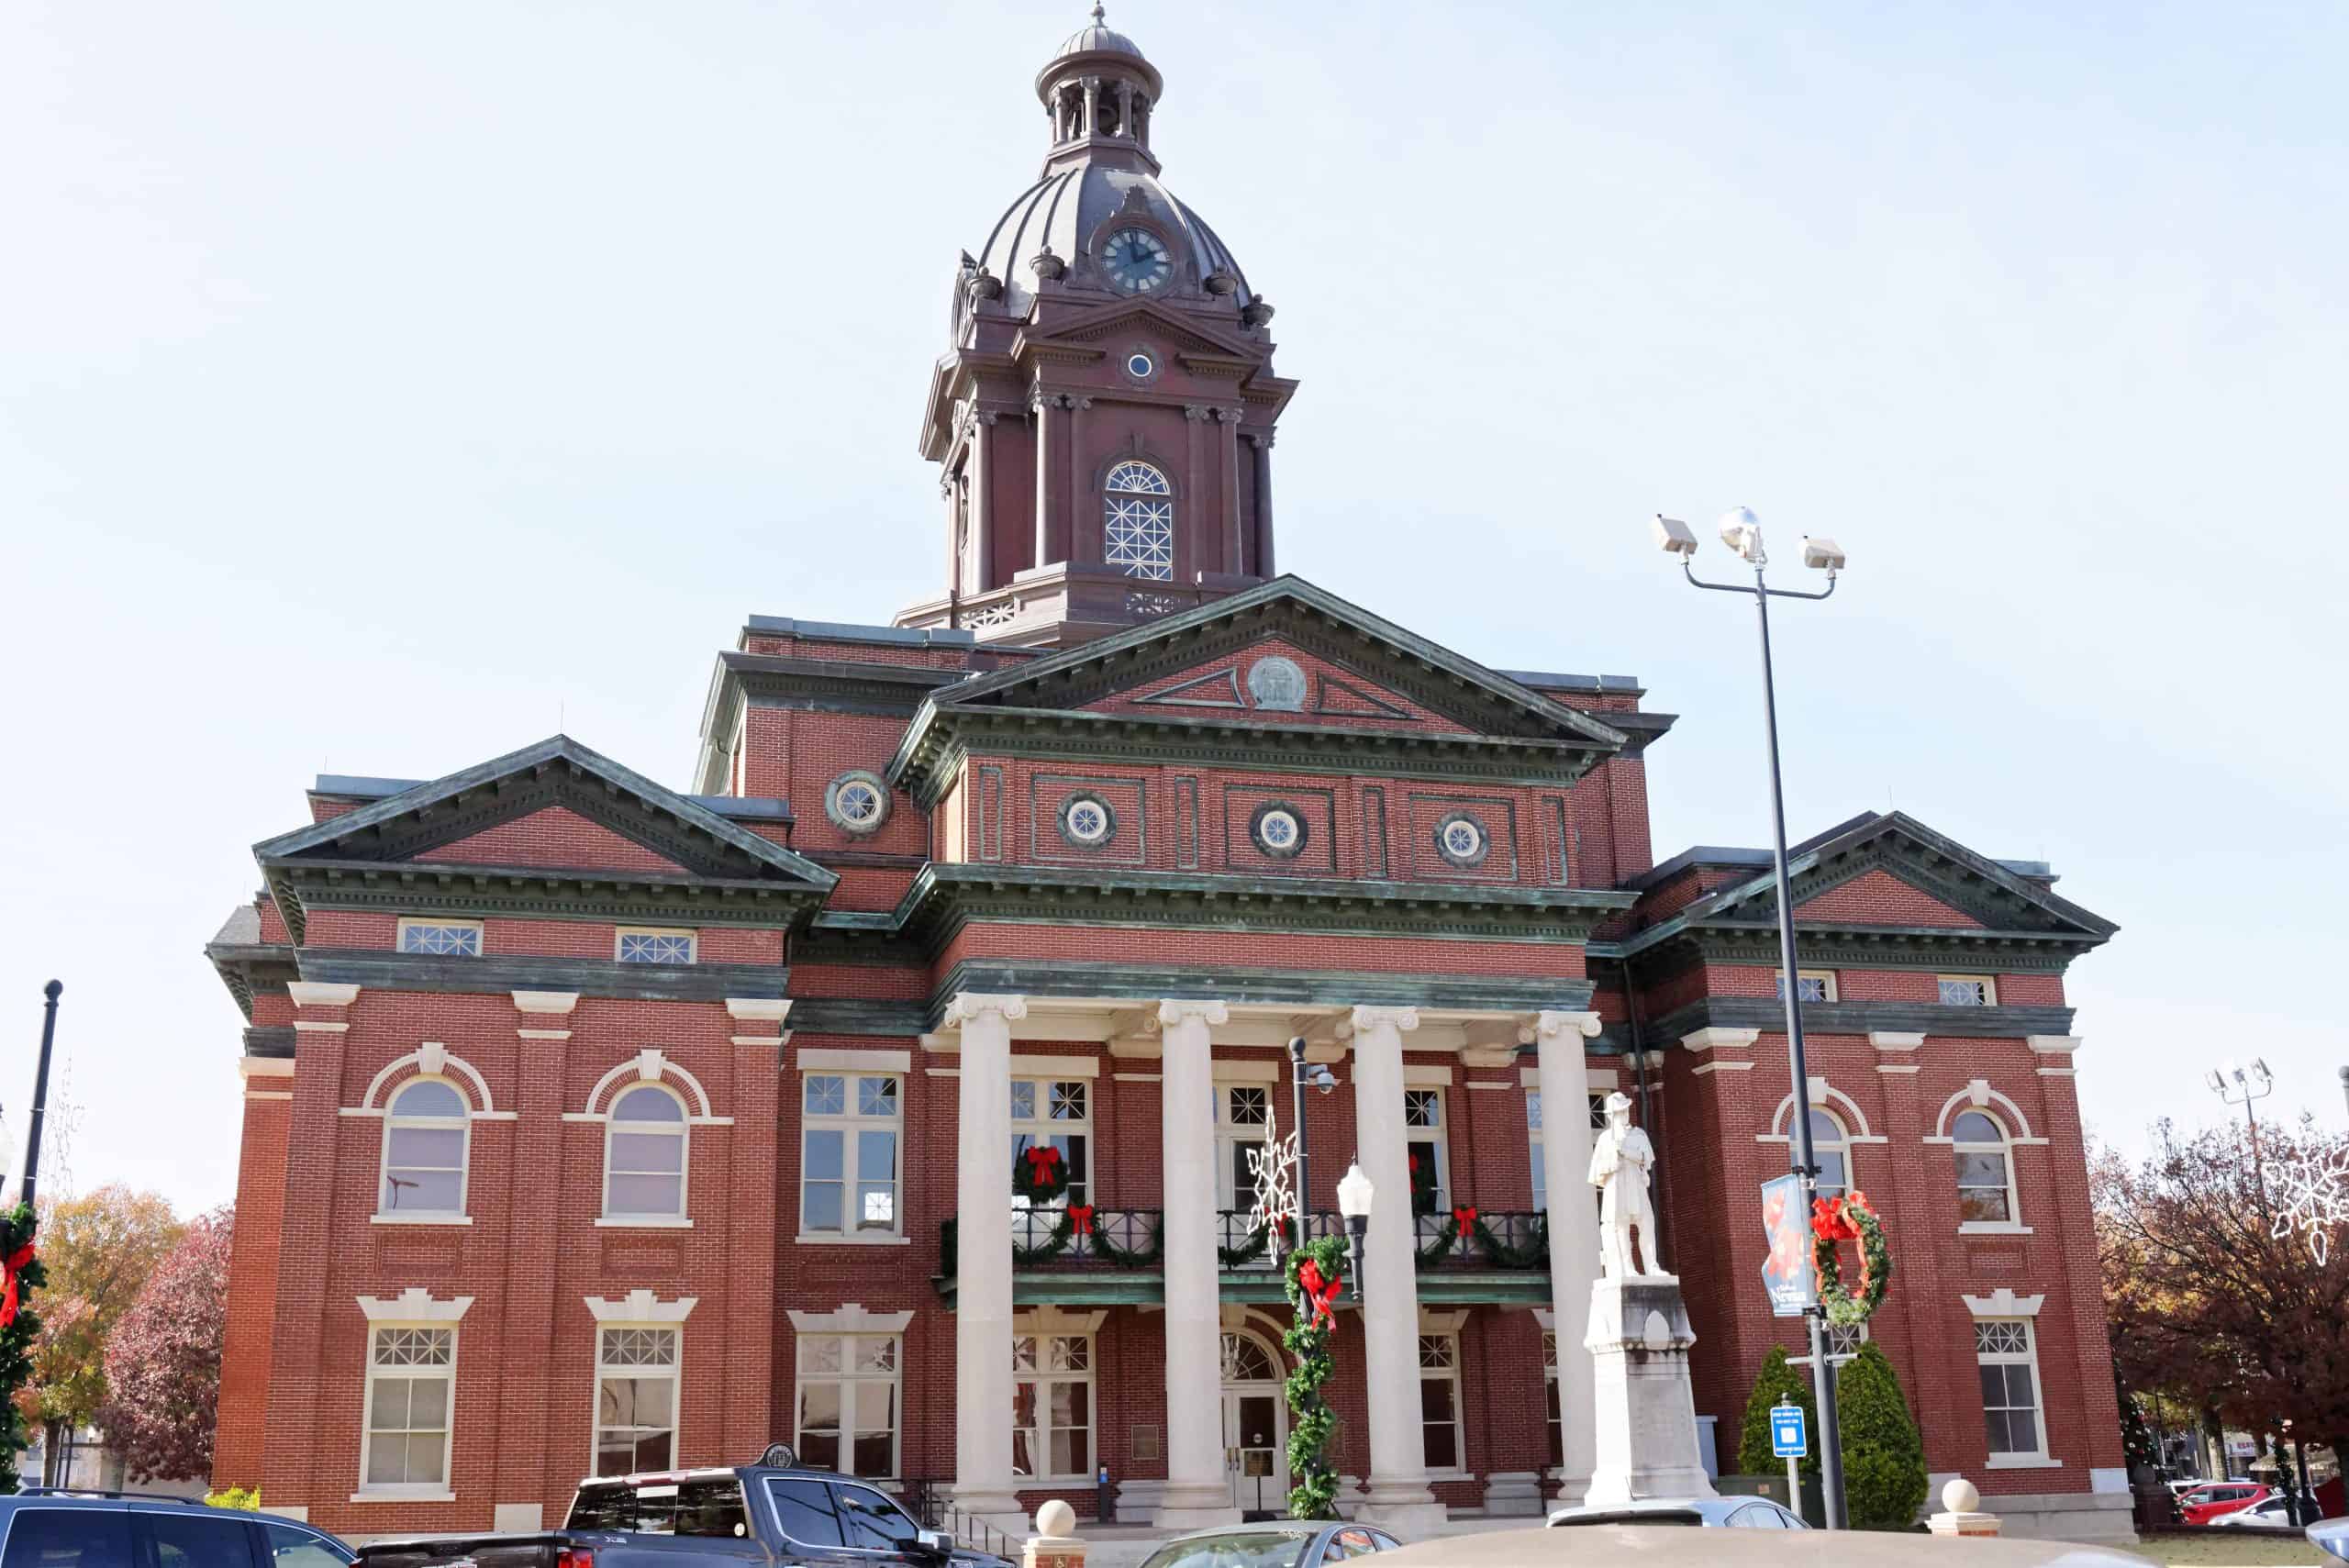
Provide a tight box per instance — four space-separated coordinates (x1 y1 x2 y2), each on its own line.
1405 1090 1442 1129
806 1075 847 1117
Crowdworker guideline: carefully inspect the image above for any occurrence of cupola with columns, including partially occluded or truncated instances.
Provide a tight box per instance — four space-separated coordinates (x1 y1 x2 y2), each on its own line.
899 5 1298 649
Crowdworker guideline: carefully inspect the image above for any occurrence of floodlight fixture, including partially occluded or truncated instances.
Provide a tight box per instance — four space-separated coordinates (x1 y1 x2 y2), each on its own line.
1652 514 1699 558
1802 536 1846 573
1718 506 1765 562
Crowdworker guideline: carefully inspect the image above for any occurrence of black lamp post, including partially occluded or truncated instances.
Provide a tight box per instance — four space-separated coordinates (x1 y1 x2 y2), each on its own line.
1286 1036 1337 1241
1653 507 1849 1529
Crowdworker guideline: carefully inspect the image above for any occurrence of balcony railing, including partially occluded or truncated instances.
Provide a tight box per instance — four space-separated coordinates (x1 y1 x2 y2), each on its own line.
1412 1207 1549 1270
940 1207 1164 1274
936 1205 1548 1277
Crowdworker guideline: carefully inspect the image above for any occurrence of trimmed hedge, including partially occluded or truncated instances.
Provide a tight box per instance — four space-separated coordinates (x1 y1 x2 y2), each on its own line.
1838 1343 1929 1529
1737 1345 1820 1481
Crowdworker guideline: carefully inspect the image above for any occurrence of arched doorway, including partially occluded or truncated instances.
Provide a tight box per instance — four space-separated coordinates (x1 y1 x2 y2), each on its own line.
1220 1329 1288 1518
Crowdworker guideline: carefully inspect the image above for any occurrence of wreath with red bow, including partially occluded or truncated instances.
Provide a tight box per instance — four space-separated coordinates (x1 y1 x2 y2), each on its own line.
1013 1143 1071 1206
1809 1190 1892 1328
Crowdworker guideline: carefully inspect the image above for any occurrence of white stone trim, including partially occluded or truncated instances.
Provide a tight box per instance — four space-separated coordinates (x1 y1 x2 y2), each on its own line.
1869 1031 1926 1051
1759 1082 1885 1142
1986 1456 2065 1470
1463 1080 1516 1092
1928 1081 2044 1142
357 1287 473 1322
369 1214 473 1227
1009 1054 1099 1079
593 1216 694 1229
1460 1047 1518 1069
1403 1063 1454 1088
1350 1005 1422 1035
1876 1063 1922 1074
1585 1068 1619 1090
512 990 580 1015
1157 999 1230 1029
293 1020 349 1033
2026 1035 2082 1056
246 1091 295 1102
518 1029 572 1041
361 1043 499 1116
1690 1061 1756 1076
2090 1467 2129 1495
585 1289 698 1323
1112 1073 1162 1083
1962 1289 2045 1318
239 1055 295 1080
728 997 794 1023
1211 1060 1283 1084
584 1050 721 1121
795 1047 912 1074
1959 1221 2035 1236
1012 1305 1107 1334
1418 1307 1470 1334
1679 1027 1759 1054
789 1302 915 1334
2035 1066 2076 1077
288 982 361 1007
1519 1009 1600 1043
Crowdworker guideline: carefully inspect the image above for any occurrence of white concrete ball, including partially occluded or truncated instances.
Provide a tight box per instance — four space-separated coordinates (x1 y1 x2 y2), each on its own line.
1942 1478 1980 1515
1036 1500 1076 1540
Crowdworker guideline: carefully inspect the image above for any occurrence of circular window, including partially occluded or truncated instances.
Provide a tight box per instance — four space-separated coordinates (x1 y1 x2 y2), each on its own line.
1250 802 1308 861
1434 811 1490 868
1060 793 1117 848
825 770 891 835
1126 350 1155 379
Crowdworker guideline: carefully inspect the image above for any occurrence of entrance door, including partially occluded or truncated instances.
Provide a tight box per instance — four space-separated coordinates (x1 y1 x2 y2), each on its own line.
1220 1331 1288 1518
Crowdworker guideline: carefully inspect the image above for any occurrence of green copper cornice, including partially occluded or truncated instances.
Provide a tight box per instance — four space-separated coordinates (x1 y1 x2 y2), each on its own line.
262 857 827 944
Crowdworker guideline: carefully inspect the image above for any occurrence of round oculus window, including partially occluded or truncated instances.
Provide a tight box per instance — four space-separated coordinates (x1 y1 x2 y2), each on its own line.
1434 812 1489 868
1061 793 1116 848
825 770 890 835
1126 350 1155 379
1250 802 1308 860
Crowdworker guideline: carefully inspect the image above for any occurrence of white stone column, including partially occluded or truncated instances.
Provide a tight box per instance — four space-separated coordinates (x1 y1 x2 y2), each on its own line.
950 993 1027 1523
1531 1009 1604 1504
1349 1006 1445 1534
1154 1000 1241 1529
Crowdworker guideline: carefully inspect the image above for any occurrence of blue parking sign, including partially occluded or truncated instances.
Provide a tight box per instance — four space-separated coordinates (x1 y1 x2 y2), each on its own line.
1770 1403 1807 1459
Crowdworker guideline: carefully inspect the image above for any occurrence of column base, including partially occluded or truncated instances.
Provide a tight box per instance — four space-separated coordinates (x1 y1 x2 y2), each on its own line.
1481 1473 1544 1518
1547 1468 1591 1508
1357 1478 1445 1536
1152 1480 1241 1530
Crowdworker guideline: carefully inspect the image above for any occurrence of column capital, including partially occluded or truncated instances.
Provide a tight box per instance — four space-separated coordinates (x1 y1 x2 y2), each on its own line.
2025 1034 2083 1056
1679 1026 1759 1053
1520 1009 1601 1044
945 992 1029 1029
726 997 792 1023
1349 1005 1420 1036
287 982 360 1008
512 990 580 1016
1156 999 1229 1029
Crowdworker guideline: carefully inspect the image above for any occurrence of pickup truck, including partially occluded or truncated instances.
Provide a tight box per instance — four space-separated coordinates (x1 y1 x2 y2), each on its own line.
356 1452 1015 1568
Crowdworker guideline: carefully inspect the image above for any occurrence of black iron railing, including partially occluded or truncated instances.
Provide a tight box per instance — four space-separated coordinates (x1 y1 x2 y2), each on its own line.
902 1480 1018 1558
1413 1207 1549 1269
938 1207 1166 1272
1215 1207 1343 1268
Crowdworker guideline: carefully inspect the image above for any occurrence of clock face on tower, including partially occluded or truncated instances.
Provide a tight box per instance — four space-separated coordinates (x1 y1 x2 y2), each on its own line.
1101 228 1173 293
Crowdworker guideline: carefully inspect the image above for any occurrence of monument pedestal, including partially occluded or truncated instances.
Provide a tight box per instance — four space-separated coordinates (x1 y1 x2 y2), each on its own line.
1583 1274 1717 1507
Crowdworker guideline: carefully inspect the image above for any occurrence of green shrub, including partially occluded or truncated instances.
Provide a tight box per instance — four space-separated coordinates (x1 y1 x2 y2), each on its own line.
1737 1345 1819 1480
203 1487 261 1512
1837 1343 1928 1529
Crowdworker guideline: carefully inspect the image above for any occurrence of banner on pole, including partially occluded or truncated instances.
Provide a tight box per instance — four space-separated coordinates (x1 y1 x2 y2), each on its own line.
1760 1173 1816 1317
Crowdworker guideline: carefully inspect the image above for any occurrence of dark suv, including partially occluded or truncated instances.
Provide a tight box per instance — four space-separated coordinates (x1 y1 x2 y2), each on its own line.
0 1491 353 1568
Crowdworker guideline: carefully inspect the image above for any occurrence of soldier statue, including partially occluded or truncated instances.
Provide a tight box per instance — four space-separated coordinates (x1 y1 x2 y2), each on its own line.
1587 1090 1658 1278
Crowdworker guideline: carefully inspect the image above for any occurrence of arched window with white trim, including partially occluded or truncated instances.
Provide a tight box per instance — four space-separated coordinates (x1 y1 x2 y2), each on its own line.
380 1079 469 1218
1776 1105 1849 1200
605 1084 689 1220
1952 1109 2017 1225
1103 461 1174 581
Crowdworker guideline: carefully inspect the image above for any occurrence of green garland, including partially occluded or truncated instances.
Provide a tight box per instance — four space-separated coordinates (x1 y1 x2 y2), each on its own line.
1414 1215 1460 1265
1810 1191 1893 1329
1281 1236 1348 1520
1085 1211 1163 1269
0 1204 46 1493
1218 1217 1297 1269
1011 1208 1076 1263
1472 1213 1548 1269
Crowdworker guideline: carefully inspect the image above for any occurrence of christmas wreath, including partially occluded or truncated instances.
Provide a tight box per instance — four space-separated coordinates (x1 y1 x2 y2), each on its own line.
1281 1235 1349 1519
0 1203 45 1491
1809 1190 1891 1328
1014 1144 1071 1206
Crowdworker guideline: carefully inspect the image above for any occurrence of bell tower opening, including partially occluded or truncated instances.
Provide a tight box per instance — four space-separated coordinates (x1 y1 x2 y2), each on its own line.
897 6 1299 649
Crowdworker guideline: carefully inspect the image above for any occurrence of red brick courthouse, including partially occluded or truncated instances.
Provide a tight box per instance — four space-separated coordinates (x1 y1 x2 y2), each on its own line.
206 8 2131 1545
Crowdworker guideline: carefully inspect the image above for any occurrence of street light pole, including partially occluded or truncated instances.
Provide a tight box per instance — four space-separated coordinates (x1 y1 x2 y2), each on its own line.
18 982 62 1212
1289 1037 1314 1240
2205 1058 2275 1184
1655 508 1849 1529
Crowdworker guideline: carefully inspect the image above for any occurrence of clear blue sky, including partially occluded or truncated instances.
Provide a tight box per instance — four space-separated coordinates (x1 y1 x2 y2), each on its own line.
5 1 2343 1212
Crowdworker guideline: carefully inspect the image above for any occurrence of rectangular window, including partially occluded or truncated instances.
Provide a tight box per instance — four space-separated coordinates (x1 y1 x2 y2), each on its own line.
1938 974 1996 1006
362 1326 454 1493
1776 970 1837 1003
397 918 482 957
1012 1333 1095 1483
795 1333 901 1478
1542 1330 1562 1471
1011 1078 1091 1212
595 1326 679 1476
1588 1092 1609 1130
1405 1088 1449 1229
1419 1333 1464 1473
1526 1089 1545 1213
1975 1318 2045 1460
617 928 696 965
801 1073 902 1236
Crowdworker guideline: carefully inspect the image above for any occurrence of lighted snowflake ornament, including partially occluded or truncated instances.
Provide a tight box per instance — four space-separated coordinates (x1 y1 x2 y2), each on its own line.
1247 1102 1300 1241
2270 1142 2349 1266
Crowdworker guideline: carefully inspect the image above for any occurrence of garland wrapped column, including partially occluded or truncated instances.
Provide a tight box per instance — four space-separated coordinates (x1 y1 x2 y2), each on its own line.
1281 1236 1348 1519
0 1204 45 1491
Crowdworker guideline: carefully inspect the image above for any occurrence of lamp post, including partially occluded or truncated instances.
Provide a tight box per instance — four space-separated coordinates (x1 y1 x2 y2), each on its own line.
1286 1037 1339 1244
1652 507 1849 1529
1336 1161 1374 1297
2205 1057 2274 1181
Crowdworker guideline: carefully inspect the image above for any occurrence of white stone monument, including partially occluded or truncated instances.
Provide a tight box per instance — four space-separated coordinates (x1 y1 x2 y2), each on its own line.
1583 1093 1717 1506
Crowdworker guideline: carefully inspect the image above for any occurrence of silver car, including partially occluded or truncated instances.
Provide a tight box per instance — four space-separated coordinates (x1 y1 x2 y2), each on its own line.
1549 1498 1807 1529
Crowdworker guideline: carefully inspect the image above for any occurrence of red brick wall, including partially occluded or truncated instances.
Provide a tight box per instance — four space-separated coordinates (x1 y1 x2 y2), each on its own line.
215 1087 290 1488
416 808 690 876
1795 869 1983 929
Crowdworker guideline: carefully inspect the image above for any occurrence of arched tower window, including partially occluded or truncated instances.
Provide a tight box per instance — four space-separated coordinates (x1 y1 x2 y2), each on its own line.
380 1078 469 1218
1103 461 1174 580
605 1084 690 1220
1952 1109 2018 1224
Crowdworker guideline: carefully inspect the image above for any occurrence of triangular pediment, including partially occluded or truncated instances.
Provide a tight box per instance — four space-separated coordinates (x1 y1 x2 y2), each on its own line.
257 735 836 891
1020 297 1264 361
1687 812 2115 940
925 576 1626 748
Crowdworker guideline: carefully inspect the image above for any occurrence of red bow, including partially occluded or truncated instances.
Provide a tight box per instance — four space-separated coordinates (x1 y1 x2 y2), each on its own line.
1453 1206 1478 1232
1296 1259 1343 1326
1810 1195 1858 1243
0 1242 34 1330
1408 1154 1419 1174
1023 1146 1063 1180
1069 1205 1096 1238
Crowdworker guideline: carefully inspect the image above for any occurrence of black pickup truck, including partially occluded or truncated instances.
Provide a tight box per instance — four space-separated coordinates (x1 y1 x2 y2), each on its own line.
356 1453 1014 1568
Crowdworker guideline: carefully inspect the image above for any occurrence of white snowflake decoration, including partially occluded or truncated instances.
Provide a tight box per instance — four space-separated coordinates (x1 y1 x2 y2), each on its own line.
1247 1101 1300 1243
2270 1143 2349 1266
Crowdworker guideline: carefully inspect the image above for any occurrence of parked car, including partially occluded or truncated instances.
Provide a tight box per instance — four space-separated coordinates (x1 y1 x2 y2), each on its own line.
0 1488 354 1568
2181 1485 2275 1525
1547 1498 1807 1529
1136 1524 1406 1568
1378 1523 2144 1568
2308 1513 2349 1564
2210 1495 2321 1528
355 1452 1012 1568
